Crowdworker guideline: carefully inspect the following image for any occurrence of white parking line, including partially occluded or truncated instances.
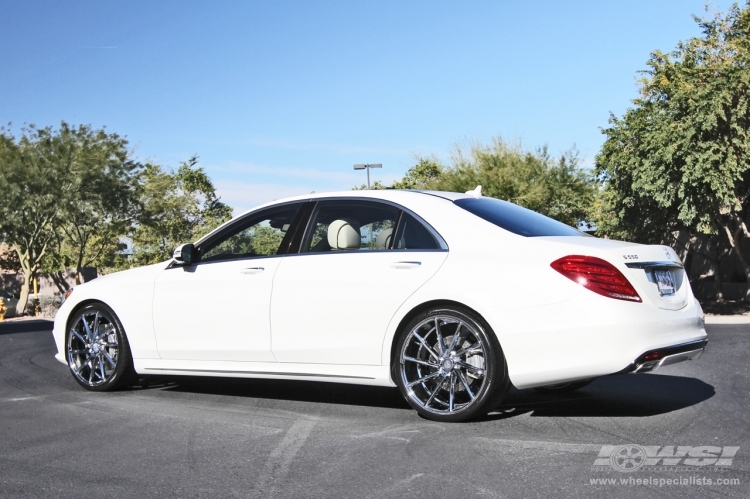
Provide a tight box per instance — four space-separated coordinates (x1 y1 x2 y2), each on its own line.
252 418 317 497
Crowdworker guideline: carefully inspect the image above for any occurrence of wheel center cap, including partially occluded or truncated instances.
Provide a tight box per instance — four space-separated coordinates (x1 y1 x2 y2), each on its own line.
441 358 454 371
92 343 100 353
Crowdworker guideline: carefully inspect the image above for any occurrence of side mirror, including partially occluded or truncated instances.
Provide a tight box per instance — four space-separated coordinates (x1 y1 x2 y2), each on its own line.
173 243 195 265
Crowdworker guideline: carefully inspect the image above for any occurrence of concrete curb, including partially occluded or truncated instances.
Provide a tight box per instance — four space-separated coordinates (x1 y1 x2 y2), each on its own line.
705 315 750 324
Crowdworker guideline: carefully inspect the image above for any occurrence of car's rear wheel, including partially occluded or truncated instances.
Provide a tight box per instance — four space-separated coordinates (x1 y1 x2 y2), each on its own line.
66 303 135 391
394 307 509 422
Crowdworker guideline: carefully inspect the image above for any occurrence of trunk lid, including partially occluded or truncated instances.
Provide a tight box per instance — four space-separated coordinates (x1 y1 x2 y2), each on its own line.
617 244 688 310
539 237 689 310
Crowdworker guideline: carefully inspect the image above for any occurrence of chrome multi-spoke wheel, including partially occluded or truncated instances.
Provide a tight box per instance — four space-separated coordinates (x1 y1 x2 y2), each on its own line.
66 303 134 391
395 308 508 422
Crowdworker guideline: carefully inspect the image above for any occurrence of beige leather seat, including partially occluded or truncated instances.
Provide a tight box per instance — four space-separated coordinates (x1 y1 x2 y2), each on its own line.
375 228 393 249
327 219 361 250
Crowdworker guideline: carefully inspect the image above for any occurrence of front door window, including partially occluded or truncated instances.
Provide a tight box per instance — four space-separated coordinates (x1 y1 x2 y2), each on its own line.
200 204 301 262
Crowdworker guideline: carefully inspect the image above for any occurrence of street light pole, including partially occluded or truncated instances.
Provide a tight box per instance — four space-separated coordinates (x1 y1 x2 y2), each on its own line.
353 163 382 189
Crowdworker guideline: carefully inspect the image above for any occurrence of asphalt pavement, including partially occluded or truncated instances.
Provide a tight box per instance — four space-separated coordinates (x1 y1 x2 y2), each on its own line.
0 319 748 498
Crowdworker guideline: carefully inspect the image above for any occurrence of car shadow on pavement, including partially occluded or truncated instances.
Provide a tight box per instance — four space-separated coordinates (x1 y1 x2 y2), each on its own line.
133 371 714 416
485 373 715 420
0 320 53 336
139 375 413 410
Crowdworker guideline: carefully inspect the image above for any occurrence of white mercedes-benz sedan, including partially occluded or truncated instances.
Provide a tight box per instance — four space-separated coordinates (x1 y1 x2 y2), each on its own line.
53 189 707 422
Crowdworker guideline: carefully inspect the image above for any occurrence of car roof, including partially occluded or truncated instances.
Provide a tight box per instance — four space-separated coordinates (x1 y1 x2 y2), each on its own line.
246 189 474 210
200 189 480 247
414 190 475 201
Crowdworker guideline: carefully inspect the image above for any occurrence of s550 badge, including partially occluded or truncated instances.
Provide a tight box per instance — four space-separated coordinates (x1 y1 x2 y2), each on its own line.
623 255 638 260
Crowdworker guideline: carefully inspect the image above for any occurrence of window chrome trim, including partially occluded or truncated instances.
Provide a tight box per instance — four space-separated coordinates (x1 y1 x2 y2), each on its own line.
189 195 449 259
294 196 448 254
165 252 287 270
277 248 449 259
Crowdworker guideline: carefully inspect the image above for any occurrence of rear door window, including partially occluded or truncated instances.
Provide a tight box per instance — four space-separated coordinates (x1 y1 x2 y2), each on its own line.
302 200 400 253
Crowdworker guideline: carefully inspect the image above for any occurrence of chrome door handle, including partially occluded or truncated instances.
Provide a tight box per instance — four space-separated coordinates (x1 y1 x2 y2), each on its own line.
389 261 421 269
240 267 265 274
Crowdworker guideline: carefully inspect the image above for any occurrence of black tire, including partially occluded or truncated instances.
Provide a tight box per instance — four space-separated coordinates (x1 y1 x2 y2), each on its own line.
393 306 509 422
65 302 136 391
533 379 594 393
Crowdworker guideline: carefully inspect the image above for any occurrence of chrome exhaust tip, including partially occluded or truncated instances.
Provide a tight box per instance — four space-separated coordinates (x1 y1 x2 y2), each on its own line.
625 339 707 374
633 348 704 372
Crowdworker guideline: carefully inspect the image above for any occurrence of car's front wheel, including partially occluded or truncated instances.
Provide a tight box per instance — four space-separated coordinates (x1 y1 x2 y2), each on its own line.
66 303 135 391
394 307 509 422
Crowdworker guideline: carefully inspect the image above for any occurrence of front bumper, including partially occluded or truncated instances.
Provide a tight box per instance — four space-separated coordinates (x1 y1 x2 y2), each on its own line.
621 339 708 373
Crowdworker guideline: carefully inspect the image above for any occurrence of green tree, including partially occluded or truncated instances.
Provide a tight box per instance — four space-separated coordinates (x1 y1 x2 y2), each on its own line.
0 125 73 312
0 244 21 273
391 158 444 189
249 225 285 255
0 123 143 310
352 180 387 190
352 159 443 191
55 124 141 283
403 138 595 227
130 155 232 266
595 3 750 286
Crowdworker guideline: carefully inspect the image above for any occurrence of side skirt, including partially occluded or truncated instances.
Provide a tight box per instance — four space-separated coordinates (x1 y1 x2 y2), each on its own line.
133 359 396 387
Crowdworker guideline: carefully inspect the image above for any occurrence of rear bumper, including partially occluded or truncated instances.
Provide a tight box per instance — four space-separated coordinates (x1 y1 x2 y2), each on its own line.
620 339 708 374
499 289 707 389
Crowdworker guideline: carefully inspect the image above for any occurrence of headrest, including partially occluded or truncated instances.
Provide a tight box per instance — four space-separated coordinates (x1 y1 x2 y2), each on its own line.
327 219 361 250
375 228 393 249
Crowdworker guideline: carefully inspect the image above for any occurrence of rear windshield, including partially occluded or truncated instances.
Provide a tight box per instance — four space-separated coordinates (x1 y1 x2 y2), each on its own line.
454 197 586 237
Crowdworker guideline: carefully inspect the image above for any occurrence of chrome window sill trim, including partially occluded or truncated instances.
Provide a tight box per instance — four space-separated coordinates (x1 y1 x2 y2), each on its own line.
143 367 375 379
625 261 684 269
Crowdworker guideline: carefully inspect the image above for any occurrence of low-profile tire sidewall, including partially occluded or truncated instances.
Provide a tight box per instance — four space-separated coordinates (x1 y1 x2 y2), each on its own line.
66 302 135 392
393 306 509 422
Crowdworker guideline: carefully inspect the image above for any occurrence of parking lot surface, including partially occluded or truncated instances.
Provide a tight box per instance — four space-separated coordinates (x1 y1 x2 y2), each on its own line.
1 320 747 498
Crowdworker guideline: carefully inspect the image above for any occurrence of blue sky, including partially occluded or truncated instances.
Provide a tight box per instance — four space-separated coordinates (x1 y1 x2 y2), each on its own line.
1 1 720 213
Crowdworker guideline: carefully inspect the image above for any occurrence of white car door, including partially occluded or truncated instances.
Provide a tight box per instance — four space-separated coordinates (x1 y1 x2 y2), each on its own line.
152 202 304 362
271 200 448 365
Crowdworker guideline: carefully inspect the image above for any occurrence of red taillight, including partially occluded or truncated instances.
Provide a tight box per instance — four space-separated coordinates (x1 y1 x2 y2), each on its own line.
550 255 642 303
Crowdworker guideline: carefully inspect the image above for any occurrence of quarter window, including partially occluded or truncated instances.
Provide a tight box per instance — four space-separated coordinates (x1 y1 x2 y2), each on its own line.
392 212 440 250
